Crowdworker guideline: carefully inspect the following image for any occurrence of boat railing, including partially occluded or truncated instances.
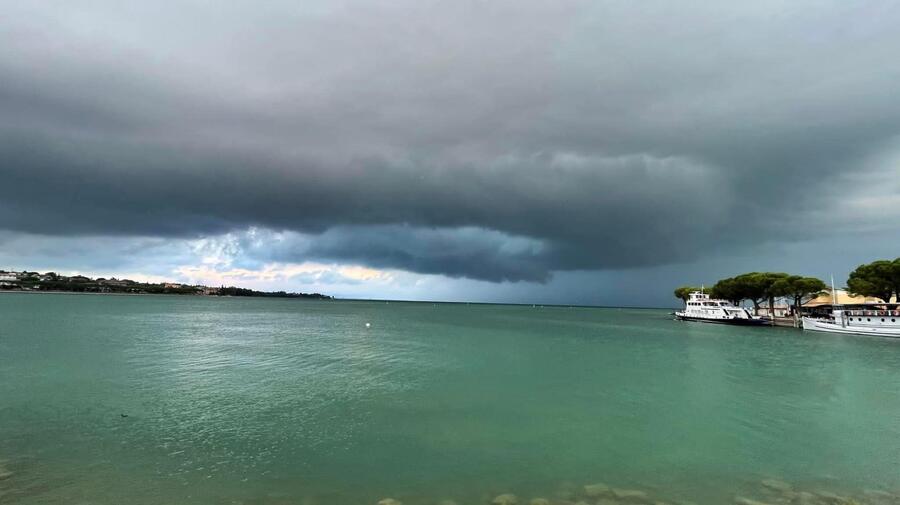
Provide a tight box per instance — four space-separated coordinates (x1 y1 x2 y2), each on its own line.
844 310 900 317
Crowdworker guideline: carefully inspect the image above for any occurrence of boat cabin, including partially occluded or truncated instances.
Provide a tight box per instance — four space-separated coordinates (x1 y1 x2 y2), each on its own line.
678 291 760 322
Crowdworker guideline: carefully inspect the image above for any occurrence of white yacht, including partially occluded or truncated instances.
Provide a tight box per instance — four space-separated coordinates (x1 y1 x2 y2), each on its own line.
675 291 770 326
802 307 900 337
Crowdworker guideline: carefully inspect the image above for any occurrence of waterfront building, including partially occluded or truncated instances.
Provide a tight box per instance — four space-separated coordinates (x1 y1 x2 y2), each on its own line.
801 289 898 317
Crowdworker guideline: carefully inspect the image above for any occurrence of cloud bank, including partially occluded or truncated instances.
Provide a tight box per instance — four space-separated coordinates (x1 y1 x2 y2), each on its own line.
3 0 900 295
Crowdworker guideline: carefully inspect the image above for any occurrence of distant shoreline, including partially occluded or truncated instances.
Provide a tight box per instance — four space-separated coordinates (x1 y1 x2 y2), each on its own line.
0 290 335 300
0 270 331 300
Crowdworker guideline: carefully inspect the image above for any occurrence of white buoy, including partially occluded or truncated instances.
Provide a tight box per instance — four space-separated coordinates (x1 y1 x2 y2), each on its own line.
365 322 371 328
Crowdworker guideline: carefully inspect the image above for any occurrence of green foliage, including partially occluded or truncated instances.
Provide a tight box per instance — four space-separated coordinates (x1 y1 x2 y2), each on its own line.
733 272 767 306
673 286 703 302
707 272 789 314
772 275 827 313
713 272 781 305
703 272 827 315
216 286 329 298
846 258 900 302
0 271 332 299
710 277 743 305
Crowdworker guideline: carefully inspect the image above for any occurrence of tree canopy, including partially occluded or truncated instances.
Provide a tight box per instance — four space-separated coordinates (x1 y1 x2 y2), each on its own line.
709 277 743 305
846 258 900 302
708 272 788 313
771 275 828 313
688 271 825 315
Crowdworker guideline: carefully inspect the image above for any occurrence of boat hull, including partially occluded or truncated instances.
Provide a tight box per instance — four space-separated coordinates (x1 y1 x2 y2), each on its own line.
675 314 771 326
801 317 900 338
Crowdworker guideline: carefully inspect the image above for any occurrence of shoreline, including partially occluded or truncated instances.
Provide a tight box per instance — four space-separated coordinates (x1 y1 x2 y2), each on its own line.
0 290 336 299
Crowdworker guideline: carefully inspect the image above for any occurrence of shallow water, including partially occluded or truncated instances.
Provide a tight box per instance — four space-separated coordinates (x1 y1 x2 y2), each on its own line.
2 293 900 504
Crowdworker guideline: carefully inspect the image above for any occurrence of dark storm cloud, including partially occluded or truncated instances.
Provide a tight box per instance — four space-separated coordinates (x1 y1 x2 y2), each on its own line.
228 226 550 282
3 0 900 282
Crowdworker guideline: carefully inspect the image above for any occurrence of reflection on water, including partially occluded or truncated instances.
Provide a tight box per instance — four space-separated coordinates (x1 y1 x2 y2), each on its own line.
2 294 900 504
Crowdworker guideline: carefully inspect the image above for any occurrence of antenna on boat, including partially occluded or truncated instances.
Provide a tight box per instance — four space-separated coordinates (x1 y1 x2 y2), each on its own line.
831 274 837 305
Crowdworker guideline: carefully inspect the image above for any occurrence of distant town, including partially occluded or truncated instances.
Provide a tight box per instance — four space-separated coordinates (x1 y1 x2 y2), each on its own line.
0 270 332 299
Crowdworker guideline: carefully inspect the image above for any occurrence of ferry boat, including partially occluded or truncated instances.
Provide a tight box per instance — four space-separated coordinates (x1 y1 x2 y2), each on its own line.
802 307 900 337
675 291 770 326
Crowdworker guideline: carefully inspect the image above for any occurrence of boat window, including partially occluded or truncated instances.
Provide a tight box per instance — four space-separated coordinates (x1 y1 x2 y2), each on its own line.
882 318 885 322
893 319 896 322
867 318 871 321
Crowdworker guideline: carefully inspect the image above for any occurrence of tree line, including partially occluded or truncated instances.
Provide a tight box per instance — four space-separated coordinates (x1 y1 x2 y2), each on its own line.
674 273 827 316
0 270 332 299
674 258 900 315
845 258 900 303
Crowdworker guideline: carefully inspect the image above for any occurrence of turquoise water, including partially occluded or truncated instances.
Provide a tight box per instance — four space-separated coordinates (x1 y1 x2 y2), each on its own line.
2 293 900 504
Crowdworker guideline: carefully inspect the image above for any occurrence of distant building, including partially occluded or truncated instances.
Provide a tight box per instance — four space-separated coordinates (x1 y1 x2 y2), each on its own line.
757 302 791 317
0 273 17 282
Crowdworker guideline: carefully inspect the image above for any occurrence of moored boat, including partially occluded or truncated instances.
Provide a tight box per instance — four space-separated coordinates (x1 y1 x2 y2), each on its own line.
675 291 770 326
801 278 900 338
802 307 900 337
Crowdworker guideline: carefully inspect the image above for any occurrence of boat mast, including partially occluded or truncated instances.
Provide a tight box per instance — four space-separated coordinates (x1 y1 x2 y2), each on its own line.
830 274 846 327
831 275 837 305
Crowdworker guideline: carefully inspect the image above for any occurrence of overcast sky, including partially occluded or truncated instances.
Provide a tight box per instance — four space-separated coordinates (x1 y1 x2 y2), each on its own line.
3 0 900 306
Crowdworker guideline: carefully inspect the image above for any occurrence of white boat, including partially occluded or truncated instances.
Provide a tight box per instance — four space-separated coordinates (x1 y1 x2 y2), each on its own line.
675 291 770 326
801 277 900 337
802 308 900 337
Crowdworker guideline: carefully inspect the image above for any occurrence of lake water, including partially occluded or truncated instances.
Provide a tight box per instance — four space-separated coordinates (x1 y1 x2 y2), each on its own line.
2 293 900 505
